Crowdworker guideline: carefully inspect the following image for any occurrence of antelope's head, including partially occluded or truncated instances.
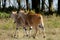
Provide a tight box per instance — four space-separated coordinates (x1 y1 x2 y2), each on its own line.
11 10 18 19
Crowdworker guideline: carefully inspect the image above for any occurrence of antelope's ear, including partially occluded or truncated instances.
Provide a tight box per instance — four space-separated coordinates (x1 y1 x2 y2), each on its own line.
12 11 17 15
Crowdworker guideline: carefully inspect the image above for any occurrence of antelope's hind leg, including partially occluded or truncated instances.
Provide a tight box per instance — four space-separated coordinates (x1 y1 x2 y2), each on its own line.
39 24 46 38
23 26 29 37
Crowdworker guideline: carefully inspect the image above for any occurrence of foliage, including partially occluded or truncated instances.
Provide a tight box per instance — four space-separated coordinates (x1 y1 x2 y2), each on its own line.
0 12 10 19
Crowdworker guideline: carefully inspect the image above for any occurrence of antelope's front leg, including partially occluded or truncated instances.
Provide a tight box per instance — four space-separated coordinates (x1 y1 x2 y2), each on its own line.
14 24 19 38
32 27 38 39
23 26 29 37
29 26 32 37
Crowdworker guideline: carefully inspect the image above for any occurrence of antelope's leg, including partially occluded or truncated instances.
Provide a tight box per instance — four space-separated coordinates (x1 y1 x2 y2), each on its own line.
39 24 46 38
14 24 19 38
33 27 38 38
29 26 32 37
23 26 28 37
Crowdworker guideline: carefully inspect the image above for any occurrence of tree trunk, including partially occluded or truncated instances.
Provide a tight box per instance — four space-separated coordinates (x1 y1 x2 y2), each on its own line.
26 0 28 10
17 0 20 10
41 0 45 12
57 0 60 16
0 0 1 11
3 0 6 11
32 0 40 13
17 0 22 13
48 0 53 15
0 0 1 9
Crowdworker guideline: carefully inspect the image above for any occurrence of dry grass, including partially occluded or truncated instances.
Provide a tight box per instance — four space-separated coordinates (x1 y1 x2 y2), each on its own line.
0 14 60 40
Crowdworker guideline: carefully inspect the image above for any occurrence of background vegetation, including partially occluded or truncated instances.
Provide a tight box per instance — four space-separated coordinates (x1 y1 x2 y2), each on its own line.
0 0 59 15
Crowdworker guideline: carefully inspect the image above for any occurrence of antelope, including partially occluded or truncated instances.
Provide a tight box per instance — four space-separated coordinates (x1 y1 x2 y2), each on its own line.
12 9 46 38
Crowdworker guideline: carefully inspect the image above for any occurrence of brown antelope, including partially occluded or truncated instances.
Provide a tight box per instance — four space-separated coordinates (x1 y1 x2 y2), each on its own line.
26 11 45 38
12 9 46 38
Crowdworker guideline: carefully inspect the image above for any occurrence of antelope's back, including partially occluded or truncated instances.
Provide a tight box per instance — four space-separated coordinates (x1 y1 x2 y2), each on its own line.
26 13 42 26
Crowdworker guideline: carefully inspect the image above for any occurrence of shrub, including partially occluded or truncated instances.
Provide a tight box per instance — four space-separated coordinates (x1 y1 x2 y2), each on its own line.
0 12 10 19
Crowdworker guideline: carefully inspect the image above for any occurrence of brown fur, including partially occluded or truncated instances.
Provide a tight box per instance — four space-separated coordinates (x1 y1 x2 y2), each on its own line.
26 12 45 38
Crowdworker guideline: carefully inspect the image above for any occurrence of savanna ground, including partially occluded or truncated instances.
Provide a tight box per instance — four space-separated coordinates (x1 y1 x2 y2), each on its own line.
0 12 60 40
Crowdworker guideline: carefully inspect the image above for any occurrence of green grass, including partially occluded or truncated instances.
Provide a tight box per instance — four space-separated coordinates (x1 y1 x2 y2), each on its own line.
0 18 15 30
44 14 60 28
0 14 60 40
0 12 10 19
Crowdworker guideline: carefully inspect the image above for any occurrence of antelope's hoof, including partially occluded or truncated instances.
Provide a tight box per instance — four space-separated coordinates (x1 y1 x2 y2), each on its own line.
14 34 16 36
14 34 18 38
26 35 29 37
43 35 45 38
13 34 16 37
32 36 35 39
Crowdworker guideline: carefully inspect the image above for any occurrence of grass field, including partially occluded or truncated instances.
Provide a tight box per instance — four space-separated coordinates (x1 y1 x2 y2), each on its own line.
0 14 60 40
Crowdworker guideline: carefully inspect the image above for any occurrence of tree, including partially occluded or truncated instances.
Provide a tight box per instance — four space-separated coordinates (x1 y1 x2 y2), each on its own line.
32 0 40 13
57 0 60 16
17 0 20 10
48 0 53 15
41 0 45 12
26 0 28 10
0 0 1 9
3 0 6 10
